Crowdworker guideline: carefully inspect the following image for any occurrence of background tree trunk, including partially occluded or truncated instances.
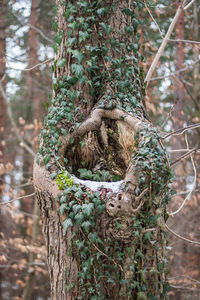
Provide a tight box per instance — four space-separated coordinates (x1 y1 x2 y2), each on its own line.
33 1 171 299
0 1 7 299
22 1 41 299
0 0 6 189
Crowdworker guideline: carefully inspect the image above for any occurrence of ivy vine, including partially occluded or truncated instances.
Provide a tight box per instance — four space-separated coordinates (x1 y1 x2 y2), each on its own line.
37 0 172 299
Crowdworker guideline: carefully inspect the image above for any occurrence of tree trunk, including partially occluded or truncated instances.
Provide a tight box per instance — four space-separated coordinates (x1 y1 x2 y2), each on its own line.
33 1 172 299
0 0 6 184
168 8 185 300
22 1 41 299
26 0 40 122
0 1 6 299
21 0 40 214
173 5 184 128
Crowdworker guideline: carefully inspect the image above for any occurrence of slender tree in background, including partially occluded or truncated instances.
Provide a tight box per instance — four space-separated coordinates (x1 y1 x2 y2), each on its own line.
34 1 172 299
22 0 40 215
0 0 6 190
22 1 41 298
169 8 185 300
192 0 199 106
0 1 7 299
174 5 184 127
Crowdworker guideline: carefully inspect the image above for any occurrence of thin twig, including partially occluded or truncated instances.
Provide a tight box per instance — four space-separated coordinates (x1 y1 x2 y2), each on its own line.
7 58 53 72
145 1 198 44
164 123 200 139
168 275 200 285
0 193 35 206
14 182 33 188
169 134 196 216
0 73 6 83
173 189 199 196
184 0 196 10
165 224 200 246
160 103 176 128
145 0 187 86
150 59 200 81
168 148 200 153
144 1 163 37
168 38 200 44
28 24 54 44
170 284 200 291
170 148 196 166
0 80 35 157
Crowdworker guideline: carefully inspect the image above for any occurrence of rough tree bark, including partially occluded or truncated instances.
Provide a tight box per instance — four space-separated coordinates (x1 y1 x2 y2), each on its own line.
33 1 172 299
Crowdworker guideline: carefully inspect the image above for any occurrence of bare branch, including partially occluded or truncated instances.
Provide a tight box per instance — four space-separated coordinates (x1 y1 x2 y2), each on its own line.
145 1 200 46
14 182 33 188
145 0 187 86
168 148 200 153
164 123 200 139
6 58 53 72
160 103 176 128
0 80 35 157
0 73 6 83
167 149 200 153
0 193 35 206
144 1 163 37
170 284 200 291
28 24 54 44
184 0 196 10
168 38 200 44
169 275 200 285
170 148 196 166
150 59 200 81
169 134 196 216
165 224 200 246
173 189 200 196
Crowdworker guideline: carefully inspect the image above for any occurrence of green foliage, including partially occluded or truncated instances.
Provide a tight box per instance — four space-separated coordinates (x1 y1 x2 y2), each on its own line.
37 0 172 298
78 168 110 181
56 172 74 190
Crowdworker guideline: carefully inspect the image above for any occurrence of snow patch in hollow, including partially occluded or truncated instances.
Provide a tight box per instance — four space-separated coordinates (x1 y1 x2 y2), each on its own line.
71 175 123 193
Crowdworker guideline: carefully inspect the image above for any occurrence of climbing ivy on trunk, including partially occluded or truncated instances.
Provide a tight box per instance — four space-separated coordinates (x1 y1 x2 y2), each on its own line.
33 1 173 299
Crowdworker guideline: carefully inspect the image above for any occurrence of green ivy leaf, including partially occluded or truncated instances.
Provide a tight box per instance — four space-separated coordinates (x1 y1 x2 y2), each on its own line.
57 58 66 68
43 156 50 165
59 203 69 215
70 49 84 63
75 212 84 224
137 292 147 300
72 204 82 214
82 203 94 216
60 195 67 203
81 220 91 231
71 63 84 76
79 31 90 42
63 218 73 233
99 22 112 34
50 173 57 180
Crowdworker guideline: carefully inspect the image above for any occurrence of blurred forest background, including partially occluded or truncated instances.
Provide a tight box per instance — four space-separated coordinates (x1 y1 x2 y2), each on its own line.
0 0 200 299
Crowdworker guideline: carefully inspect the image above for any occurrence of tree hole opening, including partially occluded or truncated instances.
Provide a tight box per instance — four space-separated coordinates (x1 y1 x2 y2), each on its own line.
64 119 136 182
